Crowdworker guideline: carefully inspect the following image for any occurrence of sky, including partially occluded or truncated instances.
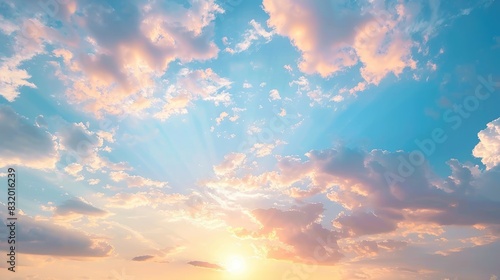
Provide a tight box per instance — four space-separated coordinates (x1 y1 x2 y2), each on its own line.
0 0 499 279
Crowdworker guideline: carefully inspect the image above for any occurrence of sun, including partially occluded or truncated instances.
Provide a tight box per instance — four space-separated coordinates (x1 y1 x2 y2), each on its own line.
225 256 247 274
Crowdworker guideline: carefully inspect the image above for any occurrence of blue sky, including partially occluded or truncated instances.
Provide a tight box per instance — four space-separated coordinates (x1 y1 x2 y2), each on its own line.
0 0 499 279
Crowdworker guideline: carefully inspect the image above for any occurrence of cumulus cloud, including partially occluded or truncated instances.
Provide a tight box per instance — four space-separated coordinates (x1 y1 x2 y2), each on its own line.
2 0 223 116
250 140 286 158
0 214 112 257
335 211 398 236
238 203 343 264
208 144 500 243
213 153 246 176
263 0 420 85
0 106 58 169
473 118 500 170
58 122 102 155
155 68 232 120
269 89 281 100
216 111 229 125
294 147 500 230
56 121 128 173
64 163 84 180
0 18 49 101
54 197 108 218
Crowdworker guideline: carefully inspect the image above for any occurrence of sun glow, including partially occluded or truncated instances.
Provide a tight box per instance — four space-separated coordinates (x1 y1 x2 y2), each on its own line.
225 256 247 274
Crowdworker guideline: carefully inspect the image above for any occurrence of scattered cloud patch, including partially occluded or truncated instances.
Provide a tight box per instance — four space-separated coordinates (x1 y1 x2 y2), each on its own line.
188 261 224 270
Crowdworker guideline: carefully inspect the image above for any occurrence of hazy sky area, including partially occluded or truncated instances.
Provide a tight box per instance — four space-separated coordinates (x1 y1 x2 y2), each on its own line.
0 0 499 279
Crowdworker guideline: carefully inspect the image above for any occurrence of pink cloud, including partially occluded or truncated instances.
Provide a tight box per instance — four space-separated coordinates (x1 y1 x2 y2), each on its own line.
240 203 343 264
26 0 224 117
263 0 418 86
209 145 500 242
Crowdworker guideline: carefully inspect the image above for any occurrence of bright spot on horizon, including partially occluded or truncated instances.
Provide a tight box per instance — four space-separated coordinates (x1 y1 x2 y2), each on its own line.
225 256 247 274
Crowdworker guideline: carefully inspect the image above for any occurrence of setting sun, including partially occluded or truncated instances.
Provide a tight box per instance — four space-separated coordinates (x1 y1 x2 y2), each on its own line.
225 256 247 274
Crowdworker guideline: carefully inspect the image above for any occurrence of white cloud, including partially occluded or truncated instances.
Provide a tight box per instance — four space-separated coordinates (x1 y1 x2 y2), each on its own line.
214 153 246 176
64 163 84 181
0 18 48 101
225 19 274 53
269 89 281 100
473 118 500 169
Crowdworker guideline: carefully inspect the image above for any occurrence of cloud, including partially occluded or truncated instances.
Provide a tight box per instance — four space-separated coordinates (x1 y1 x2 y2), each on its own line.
225 19 274 53
155 68 232 120
289 76 329 106
88 178 100 185
473 117 500 170
109 171 167 188
209 144 500 244
107 190 185 209
240 203 343 264
373 241 500 279
335 211 398 236
263 0 420 85
132 255 155 262
58 123 102 155
269 89 281 100
285 147 500 230
250 140 286 158
0 106 58 169
54 197 108 218
0 62 37 102
0 18 48 101
56 121 128 172
107 192 151 209
0 15 17 35
7 0 224 117
64 163 84 181
0 214 113 257
216 111 229 125
213 153 246 176
187 260 224 270
35 115 48 128
343 239 407 258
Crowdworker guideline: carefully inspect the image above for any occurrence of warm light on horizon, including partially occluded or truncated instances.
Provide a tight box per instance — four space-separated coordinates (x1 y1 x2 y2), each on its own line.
225 255 247 275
